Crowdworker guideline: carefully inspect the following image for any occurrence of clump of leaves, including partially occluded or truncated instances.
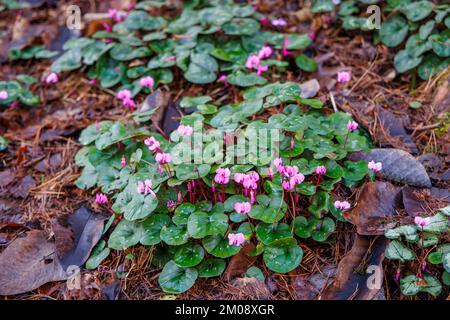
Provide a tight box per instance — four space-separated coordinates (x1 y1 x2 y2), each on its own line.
77 81 373 294
312 0 450 80
0 75 40 108
51 0 312 96
384 205 450 297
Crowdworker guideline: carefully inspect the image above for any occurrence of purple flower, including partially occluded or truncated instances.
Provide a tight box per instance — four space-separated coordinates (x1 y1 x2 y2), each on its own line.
0 90 8 100
45 72 59 84
140 76 154 88
177 124 193 136
271 18 287 27
137 179 155 196
144 136 160 151
117 89 132 100
156 152 171 164
258 46 272 59
245 54 260 70
337 71 351 83
234 202 251 214
95 193 108 204
121 156 126 168
234 173 245 184
214 168 231 184
282 180 295 191
334 200 351 211
122 97 135 107
315 165 326 175
368 161 382 173
228 233 245 246
347 120 358 132
414 216 431 228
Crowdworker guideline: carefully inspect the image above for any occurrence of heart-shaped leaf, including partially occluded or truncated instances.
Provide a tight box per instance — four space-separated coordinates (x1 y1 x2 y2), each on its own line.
158 260 198 294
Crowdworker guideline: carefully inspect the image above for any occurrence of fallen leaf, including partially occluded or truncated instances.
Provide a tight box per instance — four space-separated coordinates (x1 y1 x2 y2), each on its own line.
53 207 106 270
0 230 67 296
0 214 24 230
377 108 418 154
349 148 432 188
291 276 317 300
402 187 428 217
299 79 320 98
223 242 256 281
10 175 36 198
320 235 388 300
345 181 401 235
228 277 273 299
0 169 16 188
101 281 122 300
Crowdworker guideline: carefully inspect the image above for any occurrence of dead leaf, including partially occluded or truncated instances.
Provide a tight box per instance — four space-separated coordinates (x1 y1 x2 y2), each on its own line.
10 175 36 198
402 187 428 217
0 169 16 188
0 214 24 231
0 230 67 296
320 235 388 300
53 207 106 270
349 148 432 188
345 181 401 235
228 277 272 299
224 242 256 281
299 79 320 98
377 108 418 154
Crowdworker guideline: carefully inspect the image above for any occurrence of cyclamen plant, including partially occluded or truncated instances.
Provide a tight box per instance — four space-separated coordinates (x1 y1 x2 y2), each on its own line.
76 78 377 294
384 205 450 297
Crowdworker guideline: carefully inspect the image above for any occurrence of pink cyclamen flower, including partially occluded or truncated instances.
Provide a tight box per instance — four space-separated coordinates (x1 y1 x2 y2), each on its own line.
140 76 154 88
368 161 382 173
155 152 171 164
334 200 351 211
95 193 108 204
117 89 132 100
271 18 287 27
245 54 260 70
309 32 316 40
273 158 283 171
144 136 160 151
218 74 229 87
234 202 251 214
291 173 305 185
0 90 8 100
103 23 112 32
258 46 272 59
282 180 295 191
137 179 155 196
333 0 341 4
122 97 135 107
316 165 327 175
108 8 118 19
121 156 126 168
228 233 246 246
234 173 245 184
177 124 193 136
259 17 270 25
242 174 258 190
282 35 293 57
45 72 58 84
337 71 351 83
214 168 231 184
414 216 431 228
267 167 274 180
282 165 299 178
347 120 359 132
257 64 268 76
163 55 176 62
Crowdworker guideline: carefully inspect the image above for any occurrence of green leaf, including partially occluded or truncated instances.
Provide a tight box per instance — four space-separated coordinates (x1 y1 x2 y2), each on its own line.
422 212 449 233
256 222 292 245
187 211 228 239
385 225 419 242
245 266 265 281
184 52 218 84
418 54 450 80
158 260 198 294
51 48 82 72
85 240 110 270
108 220 142 250
110 44 150 61
263 238 303 273
430 34 450 58
222 18 260 36
311 0 335 13
197 258 226 278
419 20 435 40
140 214 170 245
160 224 189 246
308 191 330 218
380 16 409 47
180 95 212 108
400 1 433 22
400 275 442 297
385 240 415 262
394 49 423 73
203 234 241 258
311 217 335 242
173 242 204 267
227 71 268 87
295 54 317 72
173 203 196 226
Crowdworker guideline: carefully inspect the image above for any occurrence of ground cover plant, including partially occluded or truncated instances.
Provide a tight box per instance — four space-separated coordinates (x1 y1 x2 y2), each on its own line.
0 0 448 300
